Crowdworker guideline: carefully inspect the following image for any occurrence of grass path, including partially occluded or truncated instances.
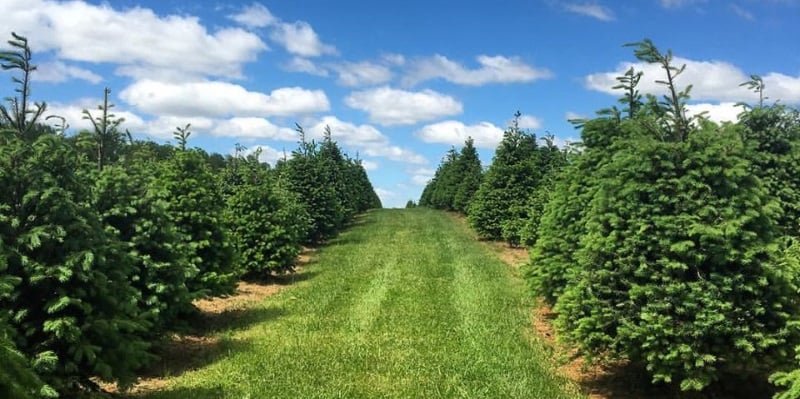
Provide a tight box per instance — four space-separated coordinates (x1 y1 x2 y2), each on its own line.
133 209 582 398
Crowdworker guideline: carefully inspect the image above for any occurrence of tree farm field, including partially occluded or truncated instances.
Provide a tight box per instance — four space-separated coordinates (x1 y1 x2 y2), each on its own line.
126 208 581 399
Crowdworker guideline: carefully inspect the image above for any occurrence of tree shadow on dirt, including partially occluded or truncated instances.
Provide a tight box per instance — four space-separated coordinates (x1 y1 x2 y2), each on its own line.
122 385 225 399
579 362 776 399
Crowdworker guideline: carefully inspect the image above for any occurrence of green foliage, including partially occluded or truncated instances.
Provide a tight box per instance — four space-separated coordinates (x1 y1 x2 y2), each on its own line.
0 247 57 399
452 138 483 213
92 164 196 332
0 32 46 140
0 132 151 391
420 138 483 213
528 39 800 393
223 150 304 275
556 124 799 390
517 136 569 247
160 148 238 297
468 113 543 243
82 87 128 169
738 105 800 237
279 124 380 243
526 119 618 303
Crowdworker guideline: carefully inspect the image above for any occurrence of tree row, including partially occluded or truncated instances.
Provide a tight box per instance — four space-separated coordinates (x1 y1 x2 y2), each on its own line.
0 33 381 398
420 40 800 397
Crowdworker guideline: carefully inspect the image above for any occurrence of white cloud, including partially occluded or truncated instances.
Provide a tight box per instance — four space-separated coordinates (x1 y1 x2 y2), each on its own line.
33 61 103 84
228 3 277 28
270 21 336 57
360 160 379 171
120 80 330 118
382 53 406 66
345 87 462 125
416 120 505 149
564 3 615 21
517 114 543 129
585 57 800 104
306 116 428 164
330 61 393 87
213 117 298 141
404 54 552 86
0 0 267 80
285 57 329 76
242 144 290 166
374 188 402 208
731 4 755 20
143 116 216 139
686 102 743 124
565 111 587 121
410 167 436 186
46 98 147 133
659 0 704 8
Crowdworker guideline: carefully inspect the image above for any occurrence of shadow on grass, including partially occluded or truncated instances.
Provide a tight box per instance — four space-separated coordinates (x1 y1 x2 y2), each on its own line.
124 385 226 399
194 305 287 334
580 362 776 399
140 334 251 381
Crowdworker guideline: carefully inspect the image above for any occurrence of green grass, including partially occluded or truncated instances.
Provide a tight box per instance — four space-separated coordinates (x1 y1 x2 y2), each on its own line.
132 208 582 398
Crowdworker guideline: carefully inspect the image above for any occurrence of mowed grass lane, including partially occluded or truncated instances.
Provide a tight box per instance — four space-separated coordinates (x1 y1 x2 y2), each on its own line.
136 208 581 399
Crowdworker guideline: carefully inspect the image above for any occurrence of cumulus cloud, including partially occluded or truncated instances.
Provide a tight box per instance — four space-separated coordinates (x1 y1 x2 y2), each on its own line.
0 0 267 80
416 120 505 148
330 61 393 87
345 87 463 125
270 21 336 57
213 117 298 141
228 3 277 28
306 116 428 164
564 3 615 21
410 167 436 186
360 160 379 171
242 144 290 165
119 80 330 118
46 98 147 133
285 57 329 76
227 2 335 57
404 54 552 86
584 57 800 104
517 114 543 129
686 102 743 124
34 61 103 84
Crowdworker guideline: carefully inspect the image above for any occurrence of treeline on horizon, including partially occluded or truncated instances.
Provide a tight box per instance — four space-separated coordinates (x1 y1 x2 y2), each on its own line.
420 40 800 398
0 33 380 398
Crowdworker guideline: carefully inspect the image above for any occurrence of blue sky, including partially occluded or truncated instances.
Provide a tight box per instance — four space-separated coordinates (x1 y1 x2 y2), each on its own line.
1 0 799 207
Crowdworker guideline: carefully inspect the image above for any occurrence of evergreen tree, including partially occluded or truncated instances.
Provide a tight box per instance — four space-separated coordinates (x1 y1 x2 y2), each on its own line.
92 164 196 332
0 33 151 392
453 137 483 213
468 113 540 240
160 143 238 297
280 124 342 243
223 149 304 275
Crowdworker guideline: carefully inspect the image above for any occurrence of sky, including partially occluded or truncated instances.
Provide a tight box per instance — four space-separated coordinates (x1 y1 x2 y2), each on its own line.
1 0 799 207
